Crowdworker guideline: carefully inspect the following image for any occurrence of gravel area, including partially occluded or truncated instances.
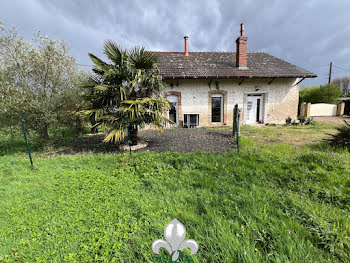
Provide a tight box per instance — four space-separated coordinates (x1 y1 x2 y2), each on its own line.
138 128 234 153
55 128 235 155
313 116 349 123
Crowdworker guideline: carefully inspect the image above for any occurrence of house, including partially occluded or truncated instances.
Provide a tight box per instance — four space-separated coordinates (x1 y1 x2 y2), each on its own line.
149 24 316 127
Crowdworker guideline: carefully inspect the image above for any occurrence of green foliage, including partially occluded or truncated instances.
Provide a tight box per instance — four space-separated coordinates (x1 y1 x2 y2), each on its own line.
285 116 292 125
0 140 349 262
79 41 171 144
329 121 350 149
0 22 88 140
300 84 343 104
298 116 306 124
305 117 314 125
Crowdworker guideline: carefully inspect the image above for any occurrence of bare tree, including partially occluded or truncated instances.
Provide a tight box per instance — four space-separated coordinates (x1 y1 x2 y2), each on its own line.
332 76 350 95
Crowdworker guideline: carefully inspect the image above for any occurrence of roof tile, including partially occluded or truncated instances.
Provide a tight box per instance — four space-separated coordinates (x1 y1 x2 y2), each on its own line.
148 52 317 79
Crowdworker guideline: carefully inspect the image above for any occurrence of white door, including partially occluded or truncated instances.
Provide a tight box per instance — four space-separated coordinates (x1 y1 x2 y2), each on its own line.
246 95 263 124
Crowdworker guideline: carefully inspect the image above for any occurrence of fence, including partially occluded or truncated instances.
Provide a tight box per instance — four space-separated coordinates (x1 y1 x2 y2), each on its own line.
300 102 345 117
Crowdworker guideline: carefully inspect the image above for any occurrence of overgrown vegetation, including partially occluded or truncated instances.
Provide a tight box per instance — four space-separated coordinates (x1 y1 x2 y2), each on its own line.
0 22 88 141
0 138 349 262
299 84 343 104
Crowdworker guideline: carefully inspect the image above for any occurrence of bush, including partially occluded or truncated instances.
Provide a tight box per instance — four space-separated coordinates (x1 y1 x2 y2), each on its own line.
298 116 306 124
300 84 343 104
0 22 89 141
285 116 292 125
305 117 314 125
329 121 350 149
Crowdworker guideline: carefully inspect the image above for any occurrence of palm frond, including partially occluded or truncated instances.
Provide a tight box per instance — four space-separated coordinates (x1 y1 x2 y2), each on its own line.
128 46 157 70
88 53 110 72
104 40 124 66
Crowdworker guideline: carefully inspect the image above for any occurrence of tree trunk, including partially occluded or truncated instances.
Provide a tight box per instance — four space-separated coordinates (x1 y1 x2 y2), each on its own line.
41 125 50 141
90 118 99 134
129 127 138 146
75 116 83 137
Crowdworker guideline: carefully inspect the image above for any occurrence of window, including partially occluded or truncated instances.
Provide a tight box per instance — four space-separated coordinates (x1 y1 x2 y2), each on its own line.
167 95 178 125
211 94 223 123
184 114 199 128
168 102 177 124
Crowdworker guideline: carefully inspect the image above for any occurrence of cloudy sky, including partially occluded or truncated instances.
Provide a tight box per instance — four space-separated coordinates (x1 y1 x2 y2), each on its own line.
1 0 350 87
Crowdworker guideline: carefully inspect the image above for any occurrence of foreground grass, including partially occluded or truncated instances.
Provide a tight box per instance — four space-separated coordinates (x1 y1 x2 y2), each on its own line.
0 138 349 262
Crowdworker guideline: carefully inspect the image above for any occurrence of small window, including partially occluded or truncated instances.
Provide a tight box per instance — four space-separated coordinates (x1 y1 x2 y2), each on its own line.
184 114 199 128
211 94 223 123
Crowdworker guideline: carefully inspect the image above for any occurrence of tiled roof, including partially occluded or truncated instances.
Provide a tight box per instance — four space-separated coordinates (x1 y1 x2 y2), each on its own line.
149 52 317 79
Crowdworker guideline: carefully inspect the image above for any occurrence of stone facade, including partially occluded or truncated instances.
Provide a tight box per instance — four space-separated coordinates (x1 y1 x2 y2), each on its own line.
163 78 300 126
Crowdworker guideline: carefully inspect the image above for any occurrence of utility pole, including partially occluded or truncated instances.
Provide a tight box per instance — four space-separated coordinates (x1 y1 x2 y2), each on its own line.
328 61 332 84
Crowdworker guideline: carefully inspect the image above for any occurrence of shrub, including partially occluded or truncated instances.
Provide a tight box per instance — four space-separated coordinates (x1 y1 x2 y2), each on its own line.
329 121 350 149
285 116 292 125
298 116 306 125
305 117 314 125
300 84 343 104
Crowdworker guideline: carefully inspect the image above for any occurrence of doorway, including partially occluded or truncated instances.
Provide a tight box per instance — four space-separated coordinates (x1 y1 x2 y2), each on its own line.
167 95 178 125
246 95 263 124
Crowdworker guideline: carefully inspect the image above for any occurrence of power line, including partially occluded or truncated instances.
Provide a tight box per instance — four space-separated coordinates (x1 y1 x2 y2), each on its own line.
309 64 329 68
333 65 350 72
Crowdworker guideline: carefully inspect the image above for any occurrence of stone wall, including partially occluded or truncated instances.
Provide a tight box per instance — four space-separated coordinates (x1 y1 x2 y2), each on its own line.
163 78 299 126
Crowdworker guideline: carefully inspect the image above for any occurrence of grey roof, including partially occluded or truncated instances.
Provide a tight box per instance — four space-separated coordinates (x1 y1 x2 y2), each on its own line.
149 51 317 79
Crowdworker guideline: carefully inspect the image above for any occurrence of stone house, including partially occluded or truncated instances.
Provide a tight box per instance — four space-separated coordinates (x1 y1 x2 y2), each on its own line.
150 24 316 127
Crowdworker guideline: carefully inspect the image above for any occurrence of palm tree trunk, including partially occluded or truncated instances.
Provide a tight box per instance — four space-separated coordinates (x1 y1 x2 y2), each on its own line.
129 126 138 145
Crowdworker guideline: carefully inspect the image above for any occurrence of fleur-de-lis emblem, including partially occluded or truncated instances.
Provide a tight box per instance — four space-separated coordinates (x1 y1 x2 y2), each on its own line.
152 218 198 261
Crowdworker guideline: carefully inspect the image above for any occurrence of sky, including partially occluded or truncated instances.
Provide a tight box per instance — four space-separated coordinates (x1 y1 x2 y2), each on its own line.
1 0 350 88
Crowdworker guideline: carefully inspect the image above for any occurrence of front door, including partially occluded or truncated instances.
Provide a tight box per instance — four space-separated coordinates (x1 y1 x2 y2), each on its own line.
246 95 263 124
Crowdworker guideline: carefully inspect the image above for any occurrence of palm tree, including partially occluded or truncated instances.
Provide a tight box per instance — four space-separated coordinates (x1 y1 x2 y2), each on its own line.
79 40 171 145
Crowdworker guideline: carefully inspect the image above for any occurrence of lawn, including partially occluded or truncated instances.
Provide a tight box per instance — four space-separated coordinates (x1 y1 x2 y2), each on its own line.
241 121 340 146
0 122 349 262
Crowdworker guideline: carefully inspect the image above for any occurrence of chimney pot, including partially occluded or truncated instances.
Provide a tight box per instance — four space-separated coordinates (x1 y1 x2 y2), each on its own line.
240 23 244 36
184 36 189 56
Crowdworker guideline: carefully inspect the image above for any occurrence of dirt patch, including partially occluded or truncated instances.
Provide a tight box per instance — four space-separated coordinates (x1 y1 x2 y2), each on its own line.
50 128 235 156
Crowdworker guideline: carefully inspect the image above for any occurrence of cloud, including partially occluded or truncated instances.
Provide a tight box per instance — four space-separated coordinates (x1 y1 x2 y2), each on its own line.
1 0 350 87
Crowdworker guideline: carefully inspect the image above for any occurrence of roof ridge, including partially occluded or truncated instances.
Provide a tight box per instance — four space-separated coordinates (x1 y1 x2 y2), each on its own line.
148 51 267 54
147 51 317 78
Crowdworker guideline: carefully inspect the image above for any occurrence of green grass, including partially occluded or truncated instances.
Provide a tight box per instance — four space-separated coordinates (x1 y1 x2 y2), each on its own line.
0 136 349 262
205 121 341 146
240 121 340 145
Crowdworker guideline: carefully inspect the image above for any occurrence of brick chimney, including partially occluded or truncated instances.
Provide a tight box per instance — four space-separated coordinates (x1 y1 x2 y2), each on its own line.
184 36 189 56
236 23 248 69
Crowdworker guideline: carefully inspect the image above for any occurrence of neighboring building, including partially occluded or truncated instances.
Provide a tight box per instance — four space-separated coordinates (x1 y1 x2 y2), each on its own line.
150 24 316 126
